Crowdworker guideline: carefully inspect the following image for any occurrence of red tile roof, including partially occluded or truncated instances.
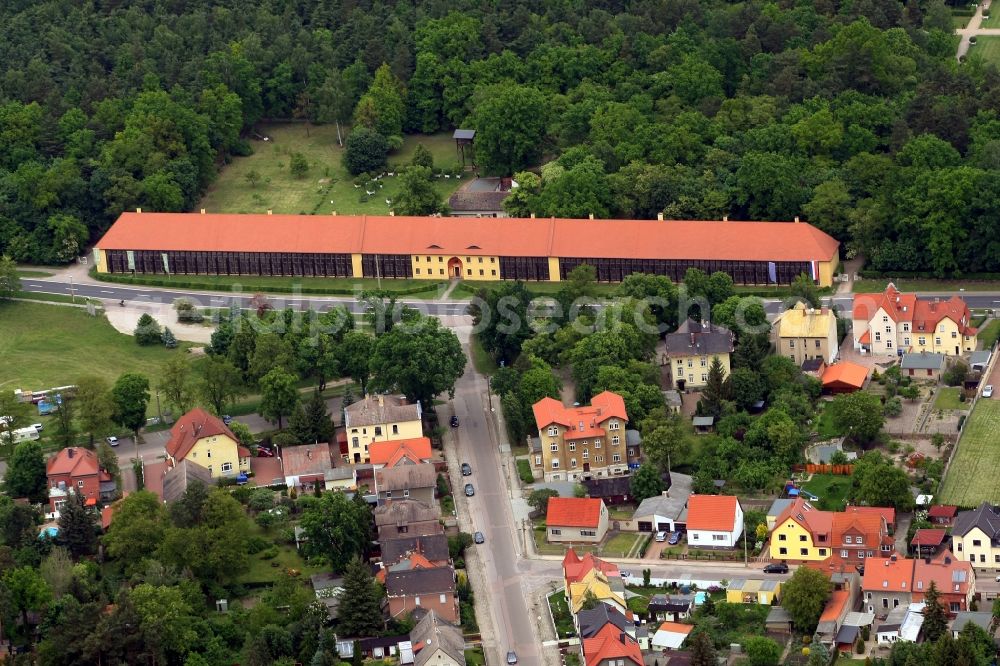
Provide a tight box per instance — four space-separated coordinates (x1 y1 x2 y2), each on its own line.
583 622 643 666
775 498 833 539
532 392 628 431
853 285 975 336
862 556 915 593
832 512 885 544
819 589 850 623
280 442 334 477
912 550 971 597
97 212 840 263
46 447 100 478
910 529 947 547
822 362 869 389
369 437 432 466
928 505 958 519
166 408 244 462
562 548 619 583
547 497 605 528
686 495 740 532
845 505 896 526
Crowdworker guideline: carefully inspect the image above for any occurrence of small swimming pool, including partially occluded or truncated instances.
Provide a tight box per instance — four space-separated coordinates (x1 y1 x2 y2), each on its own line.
694 591 707 606
39 526 58 539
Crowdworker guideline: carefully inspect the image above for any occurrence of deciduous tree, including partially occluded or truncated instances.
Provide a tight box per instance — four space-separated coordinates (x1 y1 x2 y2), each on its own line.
781 566 832 632
199 356 245 415
5 440 47 501
299 492 371 573
158 356 195 416
369 315 465 409
629 464 665 502
111 373 150 441
259 368 299 429
0 255 20 300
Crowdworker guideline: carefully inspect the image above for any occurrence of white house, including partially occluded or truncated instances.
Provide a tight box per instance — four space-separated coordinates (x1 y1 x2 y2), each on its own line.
650 622 692 650
685 494 744 548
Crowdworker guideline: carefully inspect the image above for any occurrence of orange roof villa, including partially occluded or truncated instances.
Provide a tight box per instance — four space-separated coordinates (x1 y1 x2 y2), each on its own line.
94 212 841 286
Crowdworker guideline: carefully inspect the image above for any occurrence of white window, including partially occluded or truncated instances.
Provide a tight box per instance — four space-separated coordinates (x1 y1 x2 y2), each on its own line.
77 480 85 488
580 530 596 537
687 359 693 368
582 450 589 460
700 357 707 367
903 323 909 332
701 374 707 382
612 454 621 463
882 315 889 322
885 326 891 333
596 456 604 463
569 442 576 451
548 426 558 436
416 596 421 605
571 459 577 468
352 437 359 447
403 489 409 498
551 460 559 469
875 331 881 341
859 551 866 559
221 462 233 473
595 440 602 448
535 455 542 465
609 421 620 430
440 594 447 603
611 436 619 445
886 341 892 349
841 550 849 558
935 337 941 345
904 337 910 345
392 424 399 435
713 534 725 541
919 337 926 345
550 443 558 452
551 529 562 535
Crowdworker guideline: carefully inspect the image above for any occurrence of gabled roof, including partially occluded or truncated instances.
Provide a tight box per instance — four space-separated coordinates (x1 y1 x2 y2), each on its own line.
166 408 246 462
844 505 896 526
774 498 833 539
386 567 455 597
578 604 632 638
376 463 437 492
344 394 421 429
686 495 740 532
912 550 971 596
582 476 634 499
281 442 334 477
583 622 643 666
161 459 212 504
97 212 840 263
547 497 605 528
381 534 450 566
853 285 975 336
822 362 868 389
819 590 850 623
953 502 1000 540
370 437 433 467
374 499 441 527
776 302 836 338
900 353 946 370
46 447 101 478
411 611 465 666
532 392 628 430
562 548 619 583
910 529 947 547
928 505 958 519
662 319 735 357
832 512 885 543
862 556 915 593
853 284 917 322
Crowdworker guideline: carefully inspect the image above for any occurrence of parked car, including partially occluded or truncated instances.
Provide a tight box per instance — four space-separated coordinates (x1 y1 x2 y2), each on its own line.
450 415 460 427
474 531 485 544
105 436 119 447
461 463 472 476
620 570 632 579
464 483 475 496
764 563 789 574
668 531 683 545
30 423 43 431
506 652 518 665
984 385 994 398
257 446 274 457
655 531 668 542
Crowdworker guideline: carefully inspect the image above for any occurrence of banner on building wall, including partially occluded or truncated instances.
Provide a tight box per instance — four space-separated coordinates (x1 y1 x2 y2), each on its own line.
126 251 135 270
162 253 170 274
767 261 777 284
92 248 101 267
811 260 818 281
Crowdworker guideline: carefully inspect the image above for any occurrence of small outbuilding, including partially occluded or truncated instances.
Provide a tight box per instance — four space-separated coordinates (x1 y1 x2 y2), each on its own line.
822 362 869 393
900 353 946 380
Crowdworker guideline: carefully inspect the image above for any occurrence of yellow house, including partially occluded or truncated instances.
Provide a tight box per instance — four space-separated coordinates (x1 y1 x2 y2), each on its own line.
853 285 977 356
411 253 501 280
769 498 832 562
725 579 782 605
772 302 839 365
951 503 1000 570
165 408 250 479
661 319 734 390
343 395 423 464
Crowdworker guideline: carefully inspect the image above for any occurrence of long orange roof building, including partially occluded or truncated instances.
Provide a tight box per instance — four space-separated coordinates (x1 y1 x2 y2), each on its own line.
94 211 841 286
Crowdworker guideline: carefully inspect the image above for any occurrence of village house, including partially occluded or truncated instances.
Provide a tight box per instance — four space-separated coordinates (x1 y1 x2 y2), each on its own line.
532 392 630 482
951 502 1000 570
165 408 250 479
770 498 833 562
546 497 610 543
375 499 443 542
375 463 437 506
900 352 947 380
863 555 915 614
928 505 958 527
821 362 869 394
410 610 466 666
661 318 735 390
280 442 334 488
685 494 744 548
853 284 978 356
585 622 644 666
385 566 459 625
912 551 974 616
46 447 116 511
562 549 627 614
344 394 423 464
772 302 839 365
369 437 433 469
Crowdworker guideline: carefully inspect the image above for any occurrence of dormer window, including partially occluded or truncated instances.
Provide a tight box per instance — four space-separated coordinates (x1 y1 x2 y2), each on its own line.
548 426 558 437
609 421 620 430
578 421 584 430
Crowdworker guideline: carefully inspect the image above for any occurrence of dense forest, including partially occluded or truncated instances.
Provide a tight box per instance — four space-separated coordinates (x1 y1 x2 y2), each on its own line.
1 0 999 274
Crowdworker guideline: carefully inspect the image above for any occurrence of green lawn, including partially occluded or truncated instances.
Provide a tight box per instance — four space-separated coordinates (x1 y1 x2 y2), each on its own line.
939 400 1000 505
934 387 967 411
547 591 576 638
801 474 853 511
854 277 1000 293
16 269 55 278
93 269 446 298
0 301 195 392
601 532 643 558
469 333 498 375
239 524 324 585
979 319 1000 349
464 649 486 666
969 36 1000 66
815 404 847 439
981 10 1000 28
197 123 463 216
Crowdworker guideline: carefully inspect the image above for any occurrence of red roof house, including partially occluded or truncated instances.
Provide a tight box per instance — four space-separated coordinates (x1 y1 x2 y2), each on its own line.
928 505 958 526
910 529 948 556
562 548 620 584
685 495 744 548
822 362 869 393
165 408 250 478
46 447 115 512
547 498 609 543
369 437 433 468
912 550 974 616
584 621 644 666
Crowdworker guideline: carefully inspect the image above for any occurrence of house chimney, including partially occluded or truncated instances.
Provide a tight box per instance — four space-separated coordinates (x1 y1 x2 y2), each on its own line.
690 333 696 346
378 395 384 407
794 216 800 223
945 556 951 564
657 212 664 221
925 557 931 565
723 215 728 222
136 208 142 214
589 213 594 219
200 208 206 214
67 448 75 458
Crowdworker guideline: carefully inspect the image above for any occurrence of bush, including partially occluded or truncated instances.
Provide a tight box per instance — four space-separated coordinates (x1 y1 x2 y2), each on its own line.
161 326 177 348
516 459 534 484
134 313 162 345
343 127 389 175
246 535 270 554
943 361 970 387
259 546 279 560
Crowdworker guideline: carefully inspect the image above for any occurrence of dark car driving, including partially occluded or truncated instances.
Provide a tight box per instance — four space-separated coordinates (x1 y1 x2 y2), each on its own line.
763 562 789 574
461 463 472 476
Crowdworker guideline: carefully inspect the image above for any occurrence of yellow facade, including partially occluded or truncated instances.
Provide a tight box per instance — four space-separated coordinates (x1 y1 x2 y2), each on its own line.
346 418 423 464
410 254 501 280
95 248 109 273
769 518 830 561
567 570 627 614
908 318 977 355
177 433 250 478
725 580 782 605
547 257 561 282
816 250 840 289
670 353 732 389
351 253 364 278
952 527 1000 569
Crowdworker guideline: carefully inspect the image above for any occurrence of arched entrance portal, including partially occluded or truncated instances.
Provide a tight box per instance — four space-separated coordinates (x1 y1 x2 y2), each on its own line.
447 257 463 278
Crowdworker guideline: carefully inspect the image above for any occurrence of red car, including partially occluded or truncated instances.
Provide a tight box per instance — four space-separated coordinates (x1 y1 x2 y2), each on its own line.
256 446 274 457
